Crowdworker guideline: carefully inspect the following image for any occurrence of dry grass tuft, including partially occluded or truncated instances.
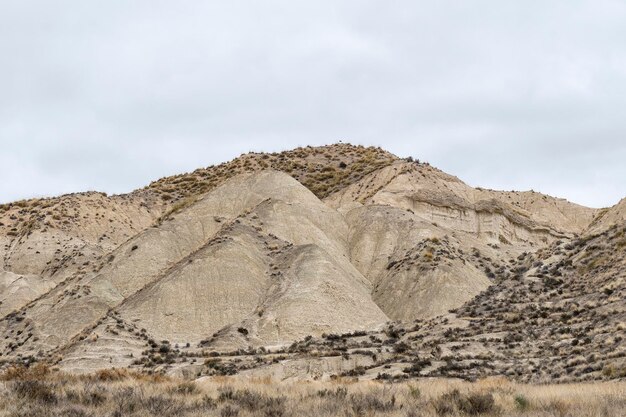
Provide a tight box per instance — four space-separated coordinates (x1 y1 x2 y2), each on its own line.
0 367 625 416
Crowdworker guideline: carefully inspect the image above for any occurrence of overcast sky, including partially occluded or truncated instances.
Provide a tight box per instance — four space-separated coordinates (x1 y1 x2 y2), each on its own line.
1 1 625 208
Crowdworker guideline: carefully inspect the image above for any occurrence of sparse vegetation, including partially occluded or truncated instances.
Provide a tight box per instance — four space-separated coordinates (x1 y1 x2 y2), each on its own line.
1 367 624 417
143 143 397 202
1 143 624 411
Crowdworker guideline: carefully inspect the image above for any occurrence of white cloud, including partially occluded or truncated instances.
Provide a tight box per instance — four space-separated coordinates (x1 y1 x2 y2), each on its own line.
0 1 624 208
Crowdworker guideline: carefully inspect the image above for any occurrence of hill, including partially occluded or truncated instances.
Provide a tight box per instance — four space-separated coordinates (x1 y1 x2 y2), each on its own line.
0 143 623 384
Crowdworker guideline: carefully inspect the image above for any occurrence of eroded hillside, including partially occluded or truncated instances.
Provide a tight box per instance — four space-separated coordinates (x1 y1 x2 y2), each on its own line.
0 144 396 315
0 143 622 384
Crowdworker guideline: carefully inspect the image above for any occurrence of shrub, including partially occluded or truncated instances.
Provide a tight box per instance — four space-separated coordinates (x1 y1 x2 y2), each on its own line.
111 387 142 415
407 384 421 399
349 392 396 414
261 396 287 417
1 363 51 381
432 389 495 415
169 381 198 395
93 368 130 381
514 394 530 411
220 405 240 417
218 387 286 416
394 341 410 353
12 380 58 404
66 385 108 407
340 366 365 377
317 387 348 399
144 394 184 415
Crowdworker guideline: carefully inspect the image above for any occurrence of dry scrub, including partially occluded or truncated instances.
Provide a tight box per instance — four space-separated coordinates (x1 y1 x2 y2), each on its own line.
1 366 624 417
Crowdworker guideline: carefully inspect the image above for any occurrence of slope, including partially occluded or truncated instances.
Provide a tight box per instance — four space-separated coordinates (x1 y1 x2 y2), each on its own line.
0 144 397 316
1 171 388 372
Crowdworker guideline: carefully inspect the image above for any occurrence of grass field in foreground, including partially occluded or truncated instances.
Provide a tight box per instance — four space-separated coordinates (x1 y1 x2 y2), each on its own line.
1 366 625 416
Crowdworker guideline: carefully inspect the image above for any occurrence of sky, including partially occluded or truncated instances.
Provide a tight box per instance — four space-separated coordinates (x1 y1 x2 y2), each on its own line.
1 1 625 208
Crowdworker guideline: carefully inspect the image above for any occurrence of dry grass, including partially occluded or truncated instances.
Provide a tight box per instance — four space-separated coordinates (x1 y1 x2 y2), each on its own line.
142 143 398 202
0 367 624 417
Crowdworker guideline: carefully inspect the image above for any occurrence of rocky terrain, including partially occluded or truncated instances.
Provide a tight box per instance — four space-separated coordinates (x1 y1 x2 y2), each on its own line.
0 143 623 384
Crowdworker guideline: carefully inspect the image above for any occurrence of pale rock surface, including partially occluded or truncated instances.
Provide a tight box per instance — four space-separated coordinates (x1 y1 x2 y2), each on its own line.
586 198 626 235
326 162 597 246
0 270 56 317
0 146 620 376
2 171 391 371
0 193 160 315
